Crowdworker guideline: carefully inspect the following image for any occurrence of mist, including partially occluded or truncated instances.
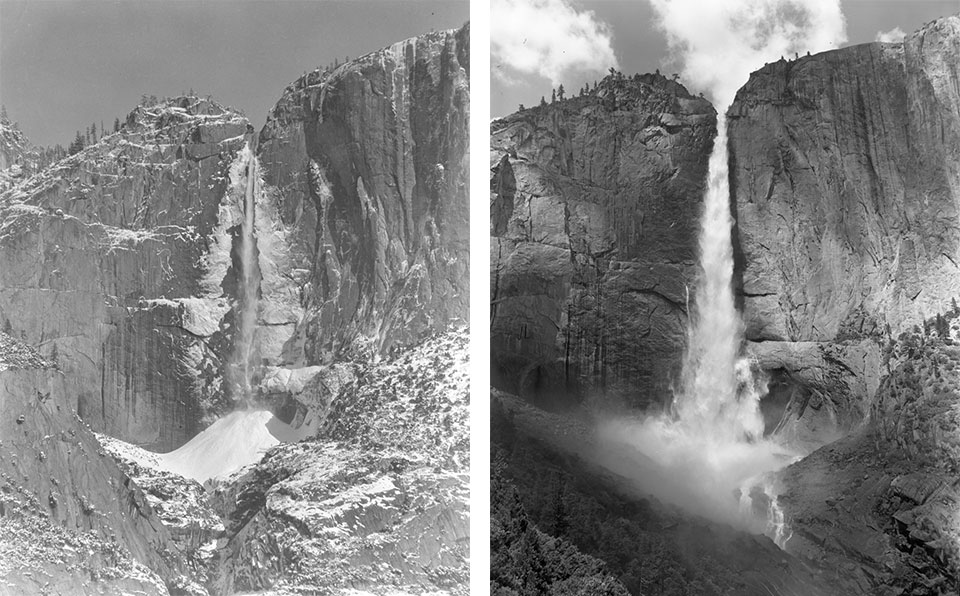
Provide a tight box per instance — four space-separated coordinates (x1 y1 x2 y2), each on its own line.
649 0 847 107
595 0 848 544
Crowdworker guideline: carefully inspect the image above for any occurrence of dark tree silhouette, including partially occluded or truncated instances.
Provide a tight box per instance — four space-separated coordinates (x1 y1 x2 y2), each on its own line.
68 131 85 155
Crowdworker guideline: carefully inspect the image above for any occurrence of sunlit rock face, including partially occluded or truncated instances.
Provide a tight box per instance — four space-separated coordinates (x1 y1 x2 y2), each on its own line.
730 15 960 431
728 15 960 594
256 24 470 366
489 73 715 406
0 332 175 595
0 114 39 190
210 329 469 595
2 24 470 596
0 97 249 451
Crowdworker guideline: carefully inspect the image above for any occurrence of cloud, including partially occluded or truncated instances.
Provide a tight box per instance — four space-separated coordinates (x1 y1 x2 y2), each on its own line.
647 0 847 108
491 0 618 86
876 26 906 43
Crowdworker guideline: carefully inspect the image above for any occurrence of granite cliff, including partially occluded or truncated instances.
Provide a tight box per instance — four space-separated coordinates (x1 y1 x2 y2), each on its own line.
0 23 469 595
257 25 469 367
491 13 960 596
730 15 960 594
0 97 249 452
490 73 714 405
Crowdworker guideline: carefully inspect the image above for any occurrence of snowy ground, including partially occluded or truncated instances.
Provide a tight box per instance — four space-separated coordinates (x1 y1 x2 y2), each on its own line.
92 328 469 595
99 409 311 483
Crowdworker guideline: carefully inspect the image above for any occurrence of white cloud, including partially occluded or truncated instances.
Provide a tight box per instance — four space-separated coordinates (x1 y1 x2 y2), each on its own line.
647 0 847 108
491 0 619 86
876 26 906 43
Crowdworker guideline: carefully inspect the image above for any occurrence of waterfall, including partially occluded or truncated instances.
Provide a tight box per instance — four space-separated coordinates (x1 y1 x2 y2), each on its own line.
228 142 260 405
606 0 849 551
599 107 798 544
674 117 764 442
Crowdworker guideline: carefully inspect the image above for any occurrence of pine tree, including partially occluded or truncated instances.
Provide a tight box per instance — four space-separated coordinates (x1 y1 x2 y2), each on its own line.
551 89 556 103
551 475 568 536
540 96 547 107
516 527 548 596
557 84 565 100
936 312 949 338
114 117 121 133
69 131 85 155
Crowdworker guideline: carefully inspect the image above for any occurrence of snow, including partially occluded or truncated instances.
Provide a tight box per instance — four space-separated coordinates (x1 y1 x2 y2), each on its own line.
157 409 310 482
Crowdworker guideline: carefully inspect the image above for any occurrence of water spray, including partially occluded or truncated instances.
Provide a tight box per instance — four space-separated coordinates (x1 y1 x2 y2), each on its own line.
603 0 849 547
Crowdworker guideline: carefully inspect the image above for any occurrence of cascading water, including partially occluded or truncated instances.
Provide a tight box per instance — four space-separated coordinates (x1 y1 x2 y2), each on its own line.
597 0 848 547
674 117 764 443
601 110 796 535
228 141 261 405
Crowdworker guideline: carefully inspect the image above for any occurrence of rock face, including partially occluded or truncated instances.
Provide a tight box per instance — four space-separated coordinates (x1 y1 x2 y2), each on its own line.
491 15 960 596
490 73 715 405
1 23 469 596
0 97 249 451
777 333 960 594
0 115 42 192
0 23 470 450
210 330 469 595
727 15 960 594
256 24 470 366
0 332 174 595
730 15 960 429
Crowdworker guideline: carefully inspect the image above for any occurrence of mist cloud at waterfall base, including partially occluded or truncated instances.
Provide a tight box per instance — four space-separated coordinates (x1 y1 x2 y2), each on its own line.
594 413 800 539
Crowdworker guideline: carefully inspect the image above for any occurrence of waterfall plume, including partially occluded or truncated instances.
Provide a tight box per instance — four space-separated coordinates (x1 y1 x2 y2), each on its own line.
597 0 848 543
227 141 261 405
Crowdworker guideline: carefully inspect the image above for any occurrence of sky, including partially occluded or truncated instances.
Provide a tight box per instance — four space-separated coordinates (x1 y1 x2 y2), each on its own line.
0 0 468 148
491 0 959 117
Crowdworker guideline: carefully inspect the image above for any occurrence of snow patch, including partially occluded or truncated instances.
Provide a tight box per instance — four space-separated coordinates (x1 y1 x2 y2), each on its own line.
158 409 311 482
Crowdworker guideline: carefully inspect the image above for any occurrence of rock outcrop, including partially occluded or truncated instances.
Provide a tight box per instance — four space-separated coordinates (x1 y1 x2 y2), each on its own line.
210 329 469 595
0 332 177 595
727 15 960 594
491 14 960 596
0 97 249 451
490 73 715 405
730 15 960 431
1 23 470 596
776 331 960 594
256 24 470 368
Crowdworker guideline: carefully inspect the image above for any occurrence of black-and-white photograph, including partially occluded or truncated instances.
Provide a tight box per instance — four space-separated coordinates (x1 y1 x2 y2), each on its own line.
490 0 960 594
0 1 469 594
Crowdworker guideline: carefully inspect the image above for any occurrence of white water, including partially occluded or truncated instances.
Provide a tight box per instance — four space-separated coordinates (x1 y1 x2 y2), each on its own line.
602 0 848 546
674 118 765 444
228 143 261 404
597 115 798 537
